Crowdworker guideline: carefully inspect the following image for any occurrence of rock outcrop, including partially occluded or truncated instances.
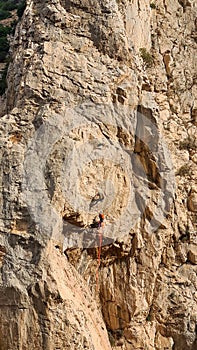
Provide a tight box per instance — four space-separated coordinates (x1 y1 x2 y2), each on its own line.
0 0 196 349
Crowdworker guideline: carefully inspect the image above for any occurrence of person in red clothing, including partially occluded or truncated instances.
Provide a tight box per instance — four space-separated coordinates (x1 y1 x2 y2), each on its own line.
99 213 105 227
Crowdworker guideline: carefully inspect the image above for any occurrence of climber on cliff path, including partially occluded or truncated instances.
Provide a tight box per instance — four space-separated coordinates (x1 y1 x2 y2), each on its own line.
99 212 105 228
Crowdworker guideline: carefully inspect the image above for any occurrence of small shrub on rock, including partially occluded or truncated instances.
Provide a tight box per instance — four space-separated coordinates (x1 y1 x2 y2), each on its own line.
150 3 156 9
139 47 154 67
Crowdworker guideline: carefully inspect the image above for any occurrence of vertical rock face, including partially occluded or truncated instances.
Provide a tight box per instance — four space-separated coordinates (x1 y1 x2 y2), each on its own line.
0 240 111 350
0 0 196 349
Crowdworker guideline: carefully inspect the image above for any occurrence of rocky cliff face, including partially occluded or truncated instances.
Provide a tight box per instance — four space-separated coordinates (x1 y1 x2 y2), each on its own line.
0 0 196 349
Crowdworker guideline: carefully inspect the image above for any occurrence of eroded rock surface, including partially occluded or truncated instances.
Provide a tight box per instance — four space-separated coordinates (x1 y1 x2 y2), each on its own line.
0 0 196 349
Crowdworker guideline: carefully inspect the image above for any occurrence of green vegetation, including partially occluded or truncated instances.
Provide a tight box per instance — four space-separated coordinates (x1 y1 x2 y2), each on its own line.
107 328 124 346
180 234 189 243
0 1 26 95
150 3 156 9
179 136 196 151
0 63 8 95
146 313 152 321
0 1 26 19
108 331 116 347
0 0 18 11
169 291 175 299
0 24 11 63
0 35 9 50
139 47 154 67
0 9 12 20
17 0 26 17
0 24 11 36
180 227 190 242
176 164 192 177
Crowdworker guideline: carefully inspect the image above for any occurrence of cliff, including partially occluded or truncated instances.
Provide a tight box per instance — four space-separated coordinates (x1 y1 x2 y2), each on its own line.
0 0 196 349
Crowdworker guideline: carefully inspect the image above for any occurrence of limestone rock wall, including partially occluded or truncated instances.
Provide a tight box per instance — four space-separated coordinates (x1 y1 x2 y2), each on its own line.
0 0 196 349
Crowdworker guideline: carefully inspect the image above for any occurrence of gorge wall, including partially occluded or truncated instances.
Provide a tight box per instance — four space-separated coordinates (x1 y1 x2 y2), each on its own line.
0 0 196 349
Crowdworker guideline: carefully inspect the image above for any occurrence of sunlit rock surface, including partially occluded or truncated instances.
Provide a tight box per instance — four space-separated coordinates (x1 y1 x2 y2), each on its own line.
0 0 196 349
